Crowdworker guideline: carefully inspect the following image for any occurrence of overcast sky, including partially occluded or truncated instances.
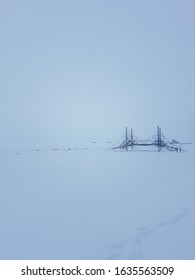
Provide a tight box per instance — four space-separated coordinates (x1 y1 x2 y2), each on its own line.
0 0 194 146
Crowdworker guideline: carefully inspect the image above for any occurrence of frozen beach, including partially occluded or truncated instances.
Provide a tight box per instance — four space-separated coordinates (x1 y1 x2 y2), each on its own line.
0 145 194 260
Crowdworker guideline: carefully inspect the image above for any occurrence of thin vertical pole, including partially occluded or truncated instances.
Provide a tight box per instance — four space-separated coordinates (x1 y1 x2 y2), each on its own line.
157 126 161 152
131 129 133 150
125 127 128 151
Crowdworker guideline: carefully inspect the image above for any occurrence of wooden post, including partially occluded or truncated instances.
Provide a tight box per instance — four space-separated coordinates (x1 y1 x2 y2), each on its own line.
125 127 128 151
157 126 161 152
131 129 133 150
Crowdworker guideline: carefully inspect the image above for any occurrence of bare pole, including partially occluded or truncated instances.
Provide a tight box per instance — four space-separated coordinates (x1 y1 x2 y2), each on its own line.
125 127 128 151
157 126 161 152
131 129 133 150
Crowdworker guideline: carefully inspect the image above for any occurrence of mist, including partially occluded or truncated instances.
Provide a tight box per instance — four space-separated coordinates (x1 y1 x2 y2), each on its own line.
0 0 194 146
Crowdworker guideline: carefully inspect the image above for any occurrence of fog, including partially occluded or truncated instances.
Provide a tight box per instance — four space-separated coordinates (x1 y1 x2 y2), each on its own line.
0 0 194 146
0 0 194 260
0 148 195 259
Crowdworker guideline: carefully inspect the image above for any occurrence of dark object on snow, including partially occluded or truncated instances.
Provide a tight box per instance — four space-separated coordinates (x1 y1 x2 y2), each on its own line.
112 126 186 152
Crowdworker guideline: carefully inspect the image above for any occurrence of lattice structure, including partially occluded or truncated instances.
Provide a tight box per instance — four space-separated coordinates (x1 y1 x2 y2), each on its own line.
112 126 183 152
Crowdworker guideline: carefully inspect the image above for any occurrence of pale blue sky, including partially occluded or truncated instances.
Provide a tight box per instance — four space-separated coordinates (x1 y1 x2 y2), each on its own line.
0 0 194 145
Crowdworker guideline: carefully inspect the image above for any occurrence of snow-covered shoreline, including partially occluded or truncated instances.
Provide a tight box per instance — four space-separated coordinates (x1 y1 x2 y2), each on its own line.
0 148 194 259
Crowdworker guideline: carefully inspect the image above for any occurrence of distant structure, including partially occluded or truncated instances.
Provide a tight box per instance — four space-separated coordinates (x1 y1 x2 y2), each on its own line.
112 126 184 152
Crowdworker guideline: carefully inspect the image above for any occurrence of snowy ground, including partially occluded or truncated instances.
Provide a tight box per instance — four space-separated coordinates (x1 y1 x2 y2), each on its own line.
0 144 194 259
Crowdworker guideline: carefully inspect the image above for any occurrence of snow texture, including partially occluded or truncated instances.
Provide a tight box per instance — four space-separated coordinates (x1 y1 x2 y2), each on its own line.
0 145 194 259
